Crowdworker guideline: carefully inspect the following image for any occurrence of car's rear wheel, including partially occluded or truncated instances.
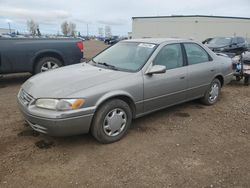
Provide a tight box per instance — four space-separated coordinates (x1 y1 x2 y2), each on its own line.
91 99 132 144
201 78 221 105
34 57 62 74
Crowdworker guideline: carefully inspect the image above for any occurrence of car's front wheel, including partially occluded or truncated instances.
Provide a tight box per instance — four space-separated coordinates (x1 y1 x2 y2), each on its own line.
91 99 132 144
201 78 221 105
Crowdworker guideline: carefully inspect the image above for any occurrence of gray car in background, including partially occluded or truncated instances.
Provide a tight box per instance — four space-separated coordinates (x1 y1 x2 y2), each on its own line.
17 38 233 143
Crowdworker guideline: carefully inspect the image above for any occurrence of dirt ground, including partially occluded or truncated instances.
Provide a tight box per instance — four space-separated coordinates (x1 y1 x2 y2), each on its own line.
0 40 250 188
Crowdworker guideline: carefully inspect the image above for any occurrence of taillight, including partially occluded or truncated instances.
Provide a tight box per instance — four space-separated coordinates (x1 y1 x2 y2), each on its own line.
76 41 84 52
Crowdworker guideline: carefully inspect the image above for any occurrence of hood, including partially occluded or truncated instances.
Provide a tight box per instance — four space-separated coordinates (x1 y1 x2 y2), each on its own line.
22 63 131 98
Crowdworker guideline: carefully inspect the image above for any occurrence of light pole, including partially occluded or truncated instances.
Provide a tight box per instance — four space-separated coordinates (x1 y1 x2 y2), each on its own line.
8 22 11 34
87 23 89 37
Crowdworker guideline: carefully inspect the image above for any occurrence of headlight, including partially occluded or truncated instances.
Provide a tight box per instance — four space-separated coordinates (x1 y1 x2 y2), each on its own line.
35 99 85 111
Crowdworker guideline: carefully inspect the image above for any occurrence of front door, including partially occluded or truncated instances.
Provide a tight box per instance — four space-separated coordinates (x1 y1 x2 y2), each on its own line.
143 43 188 113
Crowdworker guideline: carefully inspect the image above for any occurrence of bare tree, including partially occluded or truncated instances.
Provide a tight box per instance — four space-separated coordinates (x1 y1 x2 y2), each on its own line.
61 21 76 37
69 22 76 37
61 21 69 36
27 20 39 36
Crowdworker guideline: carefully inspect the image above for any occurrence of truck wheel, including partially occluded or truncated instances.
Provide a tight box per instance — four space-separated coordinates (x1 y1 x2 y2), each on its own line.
201 78 221 105
34 57 62 74
91 99 132 144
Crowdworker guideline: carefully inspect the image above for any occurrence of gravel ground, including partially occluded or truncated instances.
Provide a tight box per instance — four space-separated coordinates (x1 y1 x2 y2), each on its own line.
0 40 250 188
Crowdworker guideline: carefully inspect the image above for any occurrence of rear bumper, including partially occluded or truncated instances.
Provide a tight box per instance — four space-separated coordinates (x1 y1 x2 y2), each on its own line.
17 99 94 137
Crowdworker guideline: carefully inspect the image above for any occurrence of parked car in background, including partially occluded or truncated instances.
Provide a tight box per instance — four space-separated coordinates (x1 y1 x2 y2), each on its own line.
104 36 120 45
18 38 233 144
205 36 248 57
77 37 85 41
0 38 84 74
202 38 213 44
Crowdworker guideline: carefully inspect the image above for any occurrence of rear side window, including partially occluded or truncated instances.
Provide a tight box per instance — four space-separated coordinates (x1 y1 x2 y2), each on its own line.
237 37 245 44
184 43 210 65
154 44 183 70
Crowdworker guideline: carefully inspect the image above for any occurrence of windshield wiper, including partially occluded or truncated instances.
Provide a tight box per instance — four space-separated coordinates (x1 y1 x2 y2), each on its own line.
96 62 118 70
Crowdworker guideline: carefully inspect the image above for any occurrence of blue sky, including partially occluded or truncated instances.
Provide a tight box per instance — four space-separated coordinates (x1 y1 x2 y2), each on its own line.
0 0 250 36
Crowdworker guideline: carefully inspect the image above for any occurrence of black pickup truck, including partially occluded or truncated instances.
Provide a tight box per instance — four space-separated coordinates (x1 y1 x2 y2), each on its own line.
0 38 84 74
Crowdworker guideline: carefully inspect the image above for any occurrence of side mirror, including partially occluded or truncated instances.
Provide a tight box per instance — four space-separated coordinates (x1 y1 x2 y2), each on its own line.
146 65 166 75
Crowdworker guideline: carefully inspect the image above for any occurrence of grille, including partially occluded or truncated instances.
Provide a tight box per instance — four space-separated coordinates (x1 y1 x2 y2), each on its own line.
19 89 34 105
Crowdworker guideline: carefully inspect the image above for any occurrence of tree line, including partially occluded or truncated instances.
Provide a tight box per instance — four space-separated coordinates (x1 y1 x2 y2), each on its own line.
26 19 77 37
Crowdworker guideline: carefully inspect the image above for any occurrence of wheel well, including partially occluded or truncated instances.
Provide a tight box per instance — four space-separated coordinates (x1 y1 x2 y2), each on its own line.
98 95 136 118
215 75 224 87
33 52 64 71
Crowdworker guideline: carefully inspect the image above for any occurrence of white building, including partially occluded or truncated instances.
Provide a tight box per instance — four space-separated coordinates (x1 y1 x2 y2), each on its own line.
132 15 250 41
0 28 15 34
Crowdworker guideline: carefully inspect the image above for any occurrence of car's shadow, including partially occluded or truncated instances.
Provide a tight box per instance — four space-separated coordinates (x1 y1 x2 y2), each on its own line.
228 79 247 87
0 73 31 87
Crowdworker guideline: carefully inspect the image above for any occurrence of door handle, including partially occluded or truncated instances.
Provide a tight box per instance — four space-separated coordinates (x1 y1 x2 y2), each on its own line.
210 69 215 72
179 76 185 79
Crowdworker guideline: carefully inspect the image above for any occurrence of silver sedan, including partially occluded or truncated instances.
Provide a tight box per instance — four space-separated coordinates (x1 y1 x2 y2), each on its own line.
17 38 233 143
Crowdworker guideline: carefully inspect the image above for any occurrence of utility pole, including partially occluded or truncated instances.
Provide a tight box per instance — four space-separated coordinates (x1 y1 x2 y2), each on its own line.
86 24 89 37
8 22 11 34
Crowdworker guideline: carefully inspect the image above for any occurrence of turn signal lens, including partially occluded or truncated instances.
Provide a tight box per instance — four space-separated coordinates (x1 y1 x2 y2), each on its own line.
71 99 85 110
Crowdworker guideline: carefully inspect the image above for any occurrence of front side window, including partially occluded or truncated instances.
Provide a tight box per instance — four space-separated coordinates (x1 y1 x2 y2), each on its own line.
154 44 183 70
232 37 238 44
184 43 210 65
92 42 157 72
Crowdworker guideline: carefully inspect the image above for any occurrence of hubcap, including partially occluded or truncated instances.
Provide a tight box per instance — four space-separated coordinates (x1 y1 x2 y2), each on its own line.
103 108 127 137
41 61 59 72
209 83 219 102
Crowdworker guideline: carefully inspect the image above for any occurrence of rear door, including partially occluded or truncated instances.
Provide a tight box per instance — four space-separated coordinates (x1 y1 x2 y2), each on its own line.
143 43 188 113
183 43 216 100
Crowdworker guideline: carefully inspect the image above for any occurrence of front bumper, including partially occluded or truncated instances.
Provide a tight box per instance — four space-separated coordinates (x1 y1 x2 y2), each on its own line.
17 97 94 137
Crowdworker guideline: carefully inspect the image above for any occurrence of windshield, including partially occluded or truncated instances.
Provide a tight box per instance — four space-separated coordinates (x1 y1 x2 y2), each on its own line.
92 42 157 72
208 37 232 46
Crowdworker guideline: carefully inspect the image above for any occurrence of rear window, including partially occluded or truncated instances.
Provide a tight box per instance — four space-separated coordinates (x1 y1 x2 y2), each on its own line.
208 37 232 46
184 43 210 65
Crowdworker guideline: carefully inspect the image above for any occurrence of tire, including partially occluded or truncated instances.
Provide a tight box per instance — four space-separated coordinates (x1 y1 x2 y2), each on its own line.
91 99 132 144
244 75 249 86
201 78 221 105
34 57 62 74
236 76 241 81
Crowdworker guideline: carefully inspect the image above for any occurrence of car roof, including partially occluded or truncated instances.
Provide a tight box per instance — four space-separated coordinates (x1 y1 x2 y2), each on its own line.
123 38 191 44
